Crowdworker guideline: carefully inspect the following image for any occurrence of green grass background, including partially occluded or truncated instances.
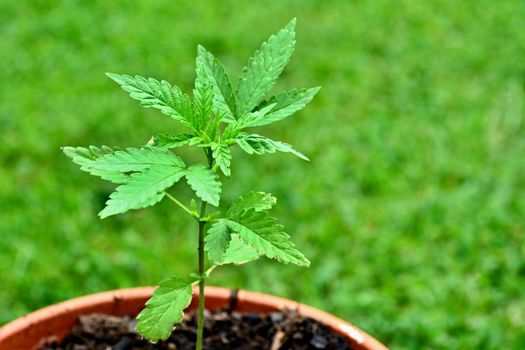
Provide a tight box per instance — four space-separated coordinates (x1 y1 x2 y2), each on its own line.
1 1 525 348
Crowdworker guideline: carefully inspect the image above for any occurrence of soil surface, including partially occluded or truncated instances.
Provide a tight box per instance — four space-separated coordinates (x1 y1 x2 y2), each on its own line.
40 309 352 350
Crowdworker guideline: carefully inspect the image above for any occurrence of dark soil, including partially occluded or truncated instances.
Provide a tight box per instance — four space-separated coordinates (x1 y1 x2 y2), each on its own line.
40 309 352 350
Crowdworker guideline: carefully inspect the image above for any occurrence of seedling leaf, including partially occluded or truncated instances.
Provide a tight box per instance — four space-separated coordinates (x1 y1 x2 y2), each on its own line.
106 73 195 130
225 209 310 266
204 219 231 263
236 133 309 161
205 221 260 265
193 67 214 131
62 146 129 183
228 191 276 217
235 18 296 116
151 133 200 149
92 147 185 172
211 143 232 176
221 234 260 265
196 46 236 122
99 165 185 218
252 87 321 127
229 103 277 130
184 164 221 206
135 275 195 341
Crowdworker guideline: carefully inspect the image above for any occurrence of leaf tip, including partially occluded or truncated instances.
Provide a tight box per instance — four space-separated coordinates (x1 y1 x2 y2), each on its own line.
105 72 120 82
295 255 311 267
61 146 73 156
98 208 111 219
197 44 207 53
301 154 311 162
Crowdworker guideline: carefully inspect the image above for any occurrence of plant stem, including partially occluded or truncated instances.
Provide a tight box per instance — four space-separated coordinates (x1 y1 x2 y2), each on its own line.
196 148 213 350
196 200 207 350
165 192 197 219
191 264 219 286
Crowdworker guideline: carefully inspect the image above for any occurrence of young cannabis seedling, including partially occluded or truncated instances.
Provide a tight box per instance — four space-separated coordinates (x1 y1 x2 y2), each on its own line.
63 18 319 349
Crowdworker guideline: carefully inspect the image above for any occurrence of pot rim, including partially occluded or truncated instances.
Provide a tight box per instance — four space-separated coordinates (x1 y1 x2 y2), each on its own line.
0 286 388 350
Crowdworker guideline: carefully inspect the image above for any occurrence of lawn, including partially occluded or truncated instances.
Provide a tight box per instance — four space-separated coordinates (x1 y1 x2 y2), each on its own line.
1 0 525 348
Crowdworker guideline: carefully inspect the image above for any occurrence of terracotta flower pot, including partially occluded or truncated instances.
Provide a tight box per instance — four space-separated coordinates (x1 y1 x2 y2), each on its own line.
0 287 388 350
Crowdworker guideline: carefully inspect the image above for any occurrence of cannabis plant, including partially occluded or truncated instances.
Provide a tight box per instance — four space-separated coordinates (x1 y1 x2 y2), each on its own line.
63 18 319 349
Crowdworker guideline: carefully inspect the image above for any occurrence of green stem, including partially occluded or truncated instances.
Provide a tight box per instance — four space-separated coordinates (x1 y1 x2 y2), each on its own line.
165 192 197 219
196 148 214 350
191 265 219 286
196 200 207 350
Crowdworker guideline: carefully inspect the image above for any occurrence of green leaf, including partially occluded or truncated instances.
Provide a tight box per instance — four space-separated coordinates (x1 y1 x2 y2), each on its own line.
190 199 198 213
196 45 236 122
221 234 260 265
99 165 185 218
211 143 232 176
236 133 309 161
184 163 221 206
228 191 276 217
151 133 200 149
106 73 195 130
135 275 194 341
252 87 320 127
92 147 185 172
229 103 277 130
205 111 224 142
225 209 309 266
205 221 260 265
204 219 231 263
62 146 129 184
193 66 214 131
236 18 296 117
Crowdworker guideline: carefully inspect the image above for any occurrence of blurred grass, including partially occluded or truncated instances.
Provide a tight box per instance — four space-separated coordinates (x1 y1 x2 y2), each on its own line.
1 0 525 348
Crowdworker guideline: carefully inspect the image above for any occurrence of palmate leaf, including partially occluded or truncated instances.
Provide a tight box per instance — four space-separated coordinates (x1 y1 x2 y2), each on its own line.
222 234 260 265
236 133 309 161
225 209 309 266
205 221 260 265
184 164 221 206
92 147 185 172
206 192 275 264
196 45 236 122
99 165 185 218
205 110 224 142
228 191 276 216
252 87 321 127
228 103 276 131
151 133 200 149
106 73 195 130
193 66 214 131
236 19 296 117
62 146 129 184
136 275 195 341
211 143 232 176
204 219 231 263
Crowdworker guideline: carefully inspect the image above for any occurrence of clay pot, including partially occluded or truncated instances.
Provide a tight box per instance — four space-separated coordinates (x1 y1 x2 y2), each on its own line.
0 287 388 350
